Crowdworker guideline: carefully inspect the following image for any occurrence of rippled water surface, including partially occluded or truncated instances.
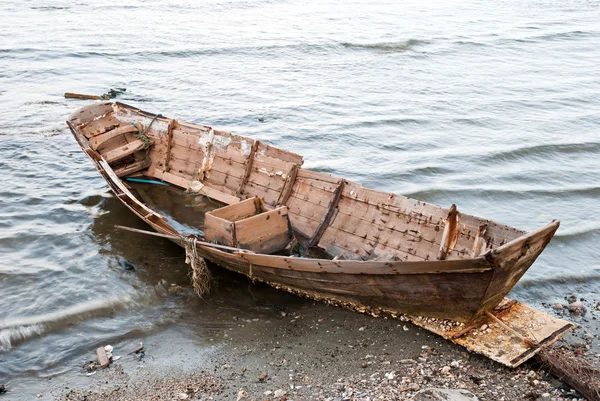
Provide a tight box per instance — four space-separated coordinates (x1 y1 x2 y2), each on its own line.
1 0 599 388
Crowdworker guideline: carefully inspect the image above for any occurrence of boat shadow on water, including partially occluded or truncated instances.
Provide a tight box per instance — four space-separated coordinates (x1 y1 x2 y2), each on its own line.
89 190 311 319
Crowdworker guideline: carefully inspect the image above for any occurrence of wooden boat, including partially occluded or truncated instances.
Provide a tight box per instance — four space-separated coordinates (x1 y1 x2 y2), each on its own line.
66 102 560 325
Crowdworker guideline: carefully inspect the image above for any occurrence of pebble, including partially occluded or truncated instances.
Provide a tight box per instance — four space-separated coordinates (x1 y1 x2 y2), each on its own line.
384 372 395 380
568 302 586 315
440 366 451 375
258 371 268 382
412 388 478 401
274 389 286 397
178 393 189 400
567 295 578 304
236 390 248 401
550 303 564 311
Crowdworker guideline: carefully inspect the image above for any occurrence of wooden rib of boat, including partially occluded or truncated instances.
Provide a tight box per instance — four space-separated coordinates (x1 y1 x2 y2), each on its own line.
66 101 560 325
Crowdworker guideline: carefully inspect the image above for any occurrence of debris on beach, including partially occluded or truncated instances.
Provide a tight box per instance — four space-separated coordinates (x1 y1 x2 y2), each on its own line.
258 371 268 382
96 346 111 368
131 342 144 354
83 361 98 372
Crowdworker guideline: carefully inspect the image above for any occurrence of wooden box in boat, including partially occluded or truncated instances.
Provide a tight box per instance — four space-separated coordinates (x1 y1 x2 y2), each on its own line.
205 196 293 254
66 101 573 366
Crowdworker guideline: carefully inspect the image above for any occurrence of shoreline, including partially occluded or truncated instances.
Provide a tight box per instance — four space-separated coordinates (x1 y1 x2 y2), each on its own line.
3 288 597 401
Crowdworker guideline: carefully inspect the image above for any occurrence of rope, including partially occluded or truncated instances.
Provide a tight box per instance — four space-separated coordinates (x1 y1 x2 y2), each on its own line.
131 114 162 164
183 236 212 298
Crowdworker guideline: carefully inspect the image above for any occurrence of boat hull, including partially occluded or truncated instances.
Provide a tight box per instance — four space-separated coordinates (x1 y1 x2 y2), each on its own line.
66 102 560 323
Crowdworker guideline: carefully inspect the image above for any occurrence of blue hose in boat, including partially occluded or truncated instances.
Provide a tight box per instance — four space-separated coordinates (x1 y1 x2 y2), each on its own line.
125 178 169 186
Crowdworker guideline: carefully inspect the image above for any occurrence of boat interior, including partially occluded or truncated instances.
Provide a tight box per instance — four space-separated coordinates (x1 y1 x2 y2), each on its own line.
68 102 527 261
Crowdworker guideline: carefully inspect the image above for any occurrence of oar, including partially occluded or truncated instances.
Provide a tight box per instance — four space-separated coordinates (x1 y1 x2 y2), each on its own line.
113 225 255 253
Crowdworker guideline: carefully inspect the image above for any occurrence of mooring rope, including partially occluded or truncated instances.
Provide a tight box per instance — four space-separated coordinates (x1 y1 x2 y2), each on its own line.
131 114 162 164
183 236 212 298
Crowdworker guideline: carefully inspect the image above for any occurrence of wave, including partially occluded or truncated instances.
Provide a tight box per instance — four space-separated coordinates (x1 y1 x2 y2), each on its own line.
0 42 340 61
534 30 596 41
403 184 600 200
519 271 600 288
353 117 427 128
0 325 45 352
30 6 70 10
486 141 600 162
341 39 429 53
0 292 153 352
506 30 596 44
553 221 600 242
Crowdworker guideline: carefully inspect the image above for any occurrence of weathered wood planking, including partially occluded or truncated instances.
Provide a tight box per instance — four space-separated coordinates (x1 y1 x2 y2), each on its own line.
68 102 113 128
235 207 293 254
277 163 299 206
242 260 493 322
103 139 149 164
81 112 120 138
114 160 150 177
342 182 525 250
282 169 341 237
90 124 139 150
240 143 302 207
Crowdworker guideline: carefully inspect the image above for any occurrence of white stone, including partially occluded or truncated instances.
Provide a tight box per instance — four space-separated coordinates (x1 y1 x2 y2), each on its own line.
411 388 478 401
274 389 286 398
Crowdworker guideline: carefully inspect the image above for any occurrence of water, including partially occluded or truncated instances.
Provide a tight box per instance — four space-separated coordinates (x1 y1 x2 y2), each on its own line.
1 0 599 388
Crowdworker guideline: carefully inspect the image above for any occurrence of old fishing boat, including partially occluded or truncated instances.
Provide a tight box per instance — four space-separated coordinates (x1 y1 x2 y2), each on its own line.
67 102 572 366
67 101 560 322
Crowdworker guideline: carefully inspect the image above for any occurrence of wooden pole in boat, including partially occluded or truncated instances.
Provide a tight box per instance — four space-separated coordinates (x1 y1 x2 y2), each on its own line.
113 225 254 253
